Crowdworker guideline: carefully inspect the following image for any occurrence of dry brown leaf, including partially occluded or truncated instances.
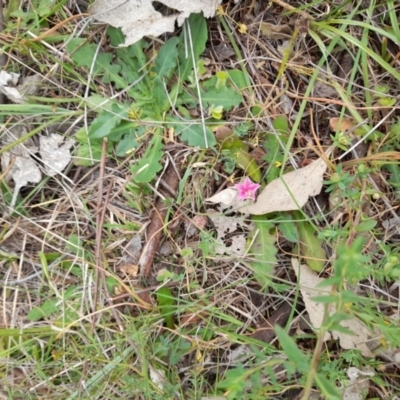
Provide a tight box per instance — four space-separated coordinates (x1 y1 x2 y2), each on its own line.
119 264 139 277
89 0 222 46
239 158 327 215
260 22 293 40
329 117 356 132
292 259 375 357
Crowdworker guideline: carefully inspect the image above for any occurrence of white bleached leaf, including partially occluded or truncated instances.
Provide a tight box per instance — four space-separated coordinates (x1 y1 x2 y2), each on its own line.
239 158 327 215
89 0 222 46
343 367 374 400
39 134 74 176
292 259 375 357
0 70 22 103
291 258 331 342
1 127 41 189
205 188 237 206
0 71 41 103
208 211 253 256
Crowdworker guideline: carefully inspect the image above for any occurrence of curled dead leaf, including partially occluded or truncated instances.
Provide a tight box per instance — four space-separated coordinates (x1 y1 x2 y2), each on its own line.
239 158 327 215
292 259 376 357
329 117 356 133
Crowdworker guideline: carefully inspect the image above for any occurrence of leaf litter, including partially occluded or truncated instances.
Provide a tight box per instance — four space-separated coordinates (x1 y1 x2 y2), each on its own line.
292 259 377 357
3 0 398 399
89 0 224 46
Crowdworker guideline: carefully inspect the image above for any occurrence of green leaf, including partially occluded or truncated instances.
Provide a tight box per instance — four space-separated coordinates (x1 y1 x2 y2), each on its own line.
156 287 175 329
279 219 298 243
176 123 216 148
27 298 59 321
200 85 243 110
88 104 128 139
295 212 326 273
154 36 179 79
131 134 164 183
27 286 78 321
275 326 309 373
227 69 248 90
115 132 141 157
248 218 277 288
315 373 342 400
152 76 170 113
178 14 208 81
264 115 289 183
66 38 97 69
356 219 377 232
36 0 53 16
74 143 103 166
85 95 119 112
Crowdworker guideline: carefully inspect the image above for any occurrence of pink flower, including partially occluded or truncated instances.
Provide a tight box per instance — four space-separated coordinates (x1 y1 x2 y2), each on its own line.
235 177 261 200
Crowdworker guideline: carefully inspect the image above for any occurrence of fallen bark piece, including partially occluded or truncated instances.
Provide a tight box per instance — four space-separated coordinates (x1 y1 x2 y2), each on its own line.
139 160 181 277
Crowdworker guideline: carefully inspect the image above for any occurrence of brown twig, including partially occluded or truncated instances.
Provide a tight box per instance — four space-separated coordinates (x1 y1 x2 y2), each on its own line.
0 3 6 105
139 156 181 278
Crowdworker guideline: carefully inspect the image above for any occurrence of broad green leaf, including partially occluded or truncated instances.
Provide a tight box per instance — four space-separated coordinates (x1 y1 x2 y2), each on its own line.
85 94 118 112
66 38 96 67
67 35 129 89
248 218 277 288
115 131 141 157
200 86 243 110
27 298 59 321
356 219 377 232
176 123 215 148
315 373 342 400
74 143 103 166
178 14 208 81
131 134 164 183
295 212 326 273
154 36 179 79
27 286 77 321
275 326 309 373
227 69 248 90
265 115 289 183
37 0 53 16
156 287 175 329
88 104 128 139
98 57 126 89
279 219 298 243
107 121 142 142
152 76 170 113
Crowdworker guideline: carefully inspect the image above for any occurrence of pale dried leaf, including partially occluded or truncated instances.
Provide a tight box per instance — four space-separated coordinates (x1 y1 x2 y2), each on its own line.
291 259 331 341
1 142 41 189
119 264 138 277
208 212 252 255
89 0 222 46
240 158 327 215
205 188 237 206
0 71 41 103
39 134 74 176
329 117 356 132
260 22 293 40
0 70 22 103
343 367 374 400
292 259 376 357
149 367 165 390
121 234 142 265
